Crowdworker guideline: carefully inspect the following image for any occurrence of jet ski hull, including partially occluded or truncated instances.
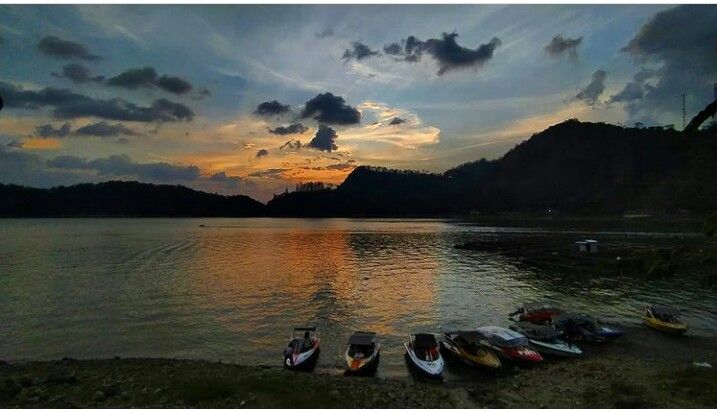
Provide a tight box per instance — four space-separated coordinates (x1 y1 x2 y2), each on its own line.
644 317 688 335
284 340 320 370
440 340 501 369
404 343 444 378
529 339 582 357
345 344 380 374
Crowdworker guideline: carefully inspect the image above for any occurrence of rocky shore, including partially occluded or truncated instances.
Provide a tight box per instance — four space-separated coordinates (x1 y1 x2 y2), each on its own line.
2 327 715 408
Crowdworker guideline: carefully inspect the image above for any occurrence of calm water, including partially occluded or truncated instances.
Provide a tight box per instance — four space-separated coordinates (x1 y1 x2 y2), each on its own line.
1 218 716 379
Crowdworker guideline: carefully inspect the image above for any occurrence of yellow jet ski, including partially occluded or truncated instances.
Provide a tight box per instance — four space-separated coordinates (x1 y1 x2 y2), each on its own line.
643 304 688 335
440 331 501 369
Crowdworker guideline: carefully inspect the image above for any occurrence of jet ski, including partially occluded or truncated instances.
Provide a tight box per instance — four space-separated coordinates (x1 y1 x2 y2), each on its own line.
510 323 582 357
552 313 624 342
643 304 688 335
345 331 380 374
283 327 320 370
475 326 543 363
440 331 501 369
404 333 444 378
509 301 564 324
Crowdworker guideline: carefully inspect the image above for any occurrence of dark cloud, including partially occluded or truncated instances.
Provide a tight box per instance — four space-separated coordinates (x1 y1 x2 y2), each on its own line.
280 139 303 150
37 36 101 61
307 124 338 152
342 41 380 62
383 42 402 55
106 67 158 89
300 92 360 125
0 81 194 122
269 123 309 135
576 70 607 106
545 35 583 59
36 122 71 138
255 148 269 158
47 154 201 182
610 69 655 103
52 63 104 83
620 5 717 120
315 29 334 39
75 121 136 137
247 168 289 179
387 32 501 75
156 75 193 94
254 100 290 116
389 117 406 125
107 67 193 94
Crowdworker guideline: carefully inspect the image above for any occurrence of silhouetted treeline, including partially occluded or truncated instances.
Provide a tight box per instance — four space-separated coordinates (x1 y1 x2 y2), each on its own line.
4 120 717 218
267 120 717 216
0 181 265 217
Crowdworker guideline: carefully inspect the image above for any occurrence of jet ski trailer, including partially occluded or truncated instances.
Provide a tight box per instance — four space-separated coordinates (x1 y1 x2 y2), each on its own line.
283 327 320 370
404 333 444 378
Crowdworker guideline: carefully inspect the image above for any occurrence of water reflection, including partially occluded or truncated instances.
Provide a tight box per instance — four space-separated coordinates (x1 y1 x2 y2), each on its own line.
0 218 715 379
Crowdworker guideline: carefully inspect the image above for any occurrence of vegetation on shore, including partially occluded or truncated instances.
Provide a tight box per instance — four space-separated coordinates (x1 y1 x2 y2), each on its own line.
3 120 717 218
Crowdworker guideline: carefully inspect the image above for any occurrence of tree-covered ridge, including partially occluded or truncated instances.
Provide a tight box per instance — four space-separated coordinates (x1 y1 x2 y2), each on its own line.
0 181 266 217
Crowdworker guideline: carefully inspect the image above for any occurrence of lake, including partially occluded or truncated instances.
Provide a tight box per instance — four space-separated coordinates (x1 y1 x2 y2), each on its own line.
1 218 715 379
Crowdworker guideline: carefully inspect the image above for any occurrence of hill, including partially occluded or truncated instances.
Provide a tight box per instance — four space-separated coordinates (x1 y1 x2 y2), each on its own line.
0 181 266 217
268 120 717 216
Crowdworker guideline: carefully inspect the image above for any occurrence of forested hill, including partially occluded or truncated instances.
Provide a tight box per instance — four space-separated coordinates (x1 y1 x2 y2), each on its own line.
3 120 717 217
268 120 717 216
0 181 266 217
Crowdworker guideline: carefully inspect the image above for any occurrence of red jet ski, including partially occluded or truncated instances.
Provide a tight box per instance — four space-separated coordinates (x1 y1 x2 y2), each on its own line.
509 301 563 324
475 326 543 363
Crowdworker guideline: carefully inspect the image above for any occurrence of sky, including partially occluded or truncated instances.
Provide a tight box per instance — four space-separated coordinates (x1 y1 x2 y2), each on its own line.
1 4 716 202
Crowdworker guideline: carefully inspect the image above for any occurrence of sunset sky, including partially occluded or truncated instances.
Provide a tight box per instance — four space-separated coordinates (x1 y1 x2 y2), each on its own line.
1 4 716 201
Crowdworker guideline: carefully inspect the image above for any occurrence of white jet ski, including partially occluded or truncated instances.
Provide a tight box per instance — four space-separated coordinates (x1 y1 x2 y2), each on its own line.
510 323 582 357
283 327 320 370
404 333 444 378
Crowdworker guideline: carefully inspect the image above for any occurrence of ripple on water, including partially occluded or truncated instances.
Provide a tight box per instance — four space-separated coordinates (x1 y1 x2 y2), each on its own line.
0 218 715 376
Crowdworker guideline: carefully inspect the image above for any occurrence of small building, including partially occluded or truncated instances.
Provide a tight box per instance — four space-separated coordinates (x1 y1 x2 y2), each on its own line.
575 239 599 254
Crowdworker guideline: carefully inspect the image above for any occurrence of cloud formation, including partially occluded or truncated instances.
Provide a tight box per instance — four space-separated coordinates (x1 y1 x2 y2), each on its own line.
385 32 501 75
36 122 71 138
52 63 104 83
610 69 655 103
0 81 194 122
269 123 309 135
300 92 360 125
342 41 380 62
255 148 269 158
280 139 303 150
315 28 334 39
254 100 290 116
106 67 193 94
307 124 338 152
545 35 583 59
620 5 717 120
576 70 607 106
75 121 136 137
37 36 101 61
47 154 201 182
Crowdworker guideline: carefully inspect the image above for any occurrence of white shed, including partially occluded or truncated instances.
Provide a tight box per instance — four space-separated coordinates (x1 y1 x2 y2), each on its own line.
575 239 599 254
